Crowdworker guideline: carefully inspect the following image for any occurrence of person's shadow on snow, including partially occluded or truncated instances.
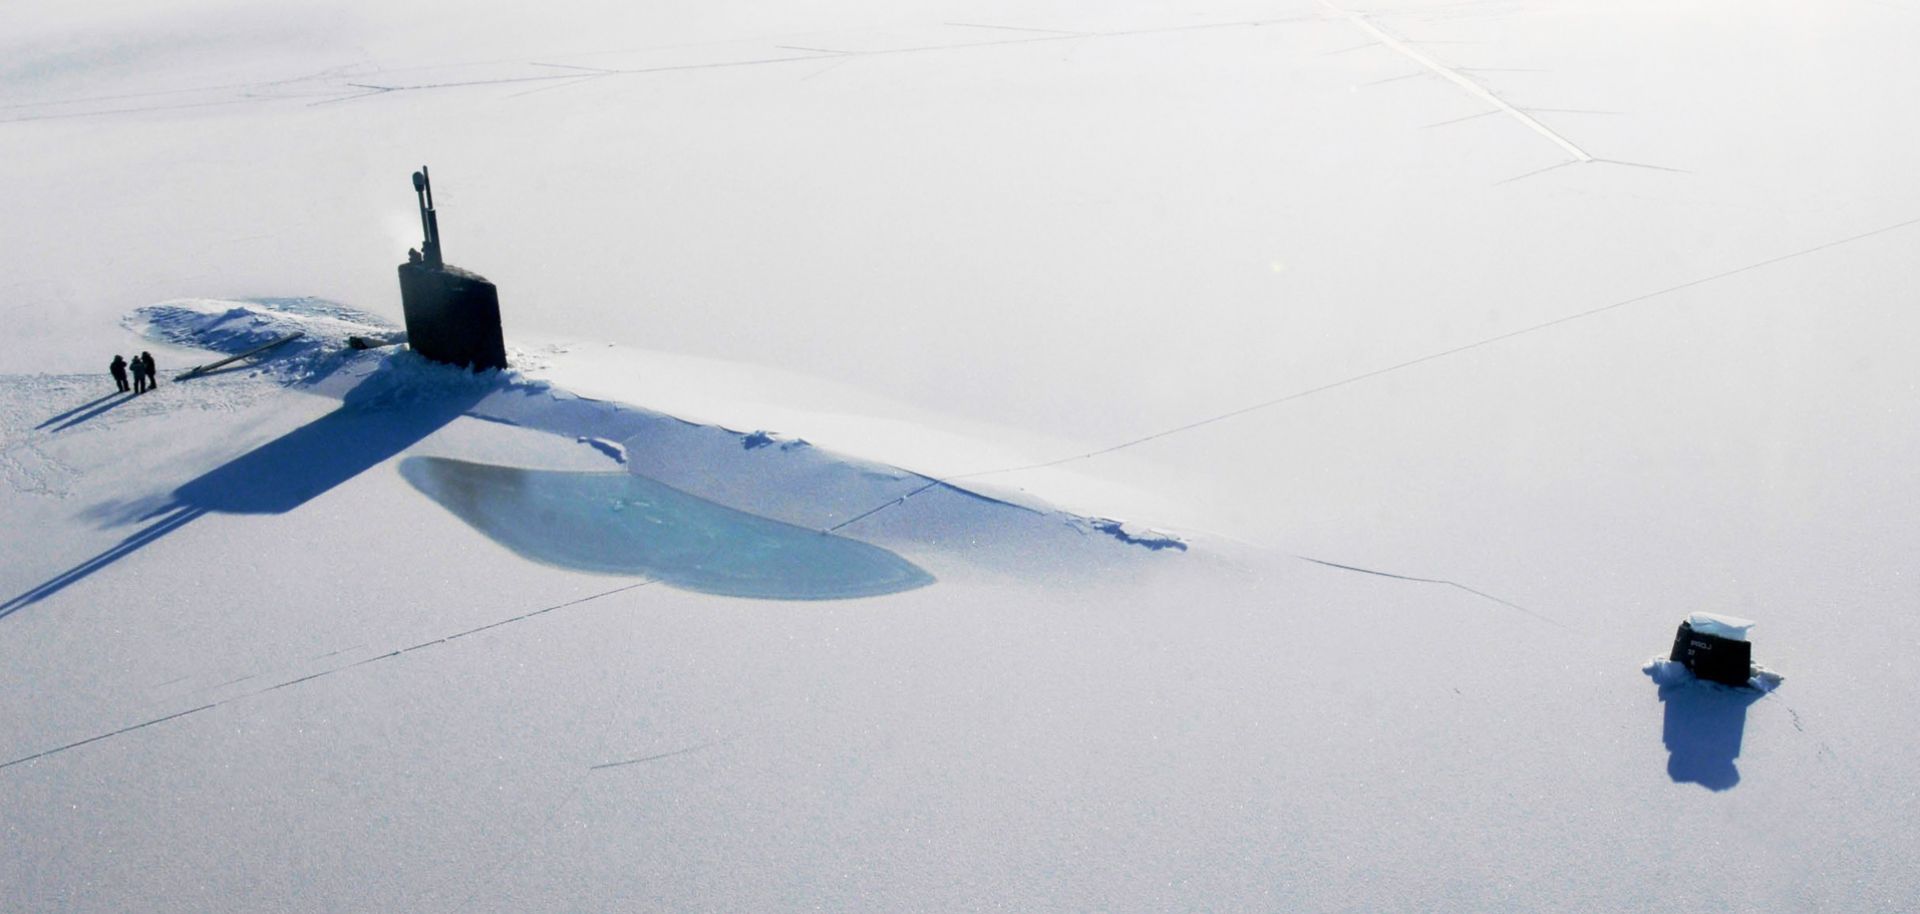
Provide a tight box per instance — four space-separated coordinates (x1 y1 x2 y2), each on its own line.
1 360 489 618
1656 678 1762 791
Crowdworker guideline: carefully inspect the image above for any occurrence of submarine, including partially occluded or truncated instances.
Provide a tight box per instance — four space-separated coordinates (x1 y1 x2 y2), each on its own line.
397 166 508 372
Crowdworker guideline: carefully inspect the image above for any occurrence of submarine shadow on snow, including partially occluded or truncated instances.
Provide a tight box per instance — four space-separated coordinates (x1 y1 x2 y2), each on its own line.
2 365 484 618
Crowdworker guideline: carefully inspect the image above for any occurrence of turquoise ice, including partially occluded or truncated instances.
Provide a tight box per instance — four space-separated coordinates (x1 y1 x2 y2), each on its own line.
401 456 933 600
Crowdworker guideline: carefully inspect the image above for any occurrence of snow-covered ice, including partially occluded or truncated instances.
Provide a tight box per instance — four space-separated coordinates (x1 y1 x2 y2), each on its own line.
1687 611 1756 642
4 1 1918 910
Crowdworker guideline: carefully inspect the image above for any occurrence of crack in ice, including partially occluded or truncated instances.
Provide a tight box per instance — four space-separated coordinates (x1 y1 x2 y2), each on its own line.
1317 0 1594 163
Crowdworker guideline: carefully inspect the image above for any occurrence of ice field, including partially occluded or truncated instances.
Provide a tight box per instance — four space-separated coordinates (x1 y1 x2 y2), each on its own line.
3 1 1917 909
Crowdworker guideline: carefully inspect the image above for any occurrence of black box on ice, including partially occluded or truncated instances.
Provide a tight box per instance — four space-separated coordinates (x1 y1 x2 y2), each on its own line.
1669 620 1753 686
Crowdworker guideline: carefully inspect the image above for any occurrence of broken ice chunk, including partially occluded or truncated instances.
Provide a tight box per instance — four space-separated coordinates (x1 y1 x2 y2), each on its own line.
1686 612 1755 642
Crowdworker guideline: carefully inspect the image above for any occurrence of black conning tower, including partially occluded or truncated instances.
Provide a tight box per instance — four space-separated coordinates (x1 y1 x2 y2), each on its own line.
397 166 507 371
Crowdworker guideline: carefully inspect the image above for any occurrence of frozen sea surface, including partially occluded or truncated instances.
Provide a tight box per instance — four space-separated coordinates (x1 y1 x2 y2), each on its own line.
5 1 1920 910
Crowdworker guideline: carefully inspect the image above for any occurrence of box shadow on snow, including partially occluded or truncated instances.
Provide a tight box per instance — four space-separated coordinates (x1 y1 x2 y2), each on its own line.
1656 680 1761 791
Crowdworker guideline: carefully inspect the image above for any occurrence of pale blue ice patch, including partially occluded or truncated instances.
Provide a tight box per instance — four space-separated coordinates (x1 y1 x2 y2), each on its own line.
400 457 933 600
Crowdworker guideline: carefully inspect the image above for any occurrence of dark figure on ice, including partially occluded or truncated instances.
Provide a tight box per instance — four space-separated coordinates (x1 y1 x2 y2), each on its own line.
130 354 148 394
110 355 129 392
140 352 158 391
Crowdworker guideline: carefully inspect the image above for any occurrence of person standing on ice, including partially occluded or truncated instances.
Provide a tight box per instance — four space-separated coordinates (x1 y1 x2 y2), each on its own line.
109 355 129 392
129 353 148 394
140 352 158 391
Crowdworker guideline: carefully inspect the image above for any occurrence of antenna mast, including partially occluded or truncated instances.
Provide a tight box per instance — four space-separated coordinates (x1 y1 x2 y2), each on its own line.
412 166 443 269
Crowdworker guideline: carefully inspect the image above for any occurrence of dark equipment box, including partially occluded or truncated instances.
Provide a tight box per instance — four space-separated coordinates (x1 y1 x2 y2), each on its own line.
1669 621 1753 687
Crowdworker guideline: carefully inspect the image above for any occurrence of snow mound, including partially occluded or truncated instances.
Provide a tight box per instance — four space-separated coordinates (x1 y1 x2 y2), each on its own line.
1642 657 1785 693
458 379 1182 575
1642 657 1694 686
1687 612 1756 641
108 301 1187 575
342 347 535 404
125 297 398 382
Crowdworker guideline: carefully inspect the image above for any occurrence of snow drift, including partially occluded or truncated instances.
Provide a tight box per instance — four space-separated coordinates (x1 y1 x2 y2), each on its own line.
114 299 1193 588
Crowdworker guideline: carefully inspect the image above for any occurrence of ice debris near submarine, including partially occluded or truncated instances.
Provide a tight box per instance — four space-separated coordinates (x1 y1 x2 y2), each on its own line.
397 166 508 372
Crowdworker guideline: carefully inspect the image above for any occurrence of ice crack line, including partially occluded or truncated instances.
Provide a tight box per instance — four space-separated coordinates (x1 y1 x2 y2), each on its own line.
1296 556 1563 628
590 737 731 770
1316 0 1593 163
961 214 1920 475
829 214 1920 531
0 579 656 773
